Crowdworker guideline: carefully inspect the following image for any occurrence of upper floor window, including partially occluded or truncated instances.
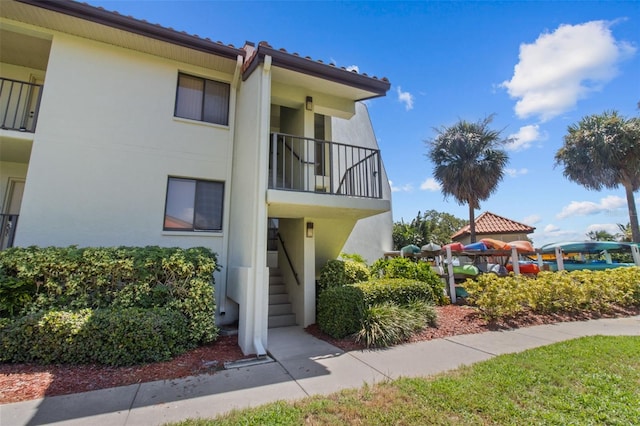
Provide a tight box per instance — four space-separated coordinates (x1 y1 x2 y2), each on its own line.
175 73 230 126
164 177 224 232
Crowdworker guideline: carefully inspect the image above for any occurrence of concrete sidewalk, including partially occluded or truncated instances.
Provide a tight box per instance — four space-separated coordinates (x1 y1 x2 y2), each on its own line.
2 315 639 425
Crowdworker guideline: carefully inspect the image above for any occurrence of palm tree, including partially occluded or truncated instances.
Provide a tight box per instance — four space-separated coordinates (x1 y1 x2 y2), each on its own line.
617 223 633 242
427 115 510 243
555 111 640 242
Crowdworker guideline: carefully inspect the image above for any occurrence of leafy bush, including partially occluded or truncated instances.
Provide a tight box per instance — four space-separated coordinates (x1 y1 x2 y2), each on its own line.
0 307 190 365
317 285 365 338
465 267 640 320
370 257 447 305
317 278 438 340
356 300 437 348
0 246 219 365
356 278 438 306
317 259 370 295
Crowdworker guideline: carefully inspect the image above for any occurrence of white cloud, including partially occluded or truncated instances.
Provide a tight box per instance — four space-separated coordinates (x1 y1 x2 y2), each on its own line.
345 65 359 72
396 86 414 111
544 224 560 233
585 223 620 236
505 168 528 177
506 124 545 151
389 180 413 193
531 224 584 246
523 214 542 225
556 195 626 219
420 177 441 191
501 20 636 121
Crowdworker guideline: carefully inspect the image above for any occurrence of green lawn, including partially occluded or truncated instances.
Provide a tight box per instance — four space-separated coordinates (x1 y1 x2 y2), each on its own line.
169 336 640 425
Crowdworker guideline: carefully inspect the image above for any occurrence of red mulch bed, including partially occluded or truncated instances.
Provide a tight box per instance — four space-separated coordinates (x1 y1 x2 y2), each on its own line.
2 304 639 404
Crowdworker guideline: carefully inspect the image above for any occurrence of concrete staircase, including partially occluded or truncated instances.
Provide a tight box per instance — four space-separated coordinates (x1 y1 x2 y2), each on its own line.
268 268 296 328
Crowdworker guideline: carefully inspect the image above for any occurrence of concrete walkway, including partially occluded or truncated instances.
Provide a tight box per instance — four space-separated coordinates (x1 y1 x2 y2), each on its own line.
2 315 639 425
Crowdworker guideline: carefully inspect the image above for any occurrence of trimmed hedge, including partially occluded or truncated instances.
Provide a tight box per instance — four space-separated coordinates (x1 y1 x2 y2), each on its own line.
464 267 640 320
356 278 437 306
317 259 370 295
0 307 190 365
317 278 437 339
370 257 448 305
0 246 219 365
317 285 365 338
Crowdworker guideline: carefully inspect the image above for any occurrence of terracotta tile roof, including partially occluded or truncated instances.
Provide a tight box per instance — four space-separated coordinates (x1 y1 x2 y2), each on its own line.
21 1 389 91
451 211 535 240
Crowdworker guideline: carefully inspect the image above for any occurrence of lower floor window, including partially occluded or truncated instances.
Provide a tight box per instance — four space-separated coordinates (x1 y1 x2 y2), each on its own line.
164 177 224 231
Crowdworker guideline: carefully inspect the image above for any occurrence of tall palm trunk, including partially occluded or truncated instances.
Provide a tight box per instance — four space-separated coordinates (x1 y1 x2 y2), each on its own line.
624 183 640 242
468 204 476 243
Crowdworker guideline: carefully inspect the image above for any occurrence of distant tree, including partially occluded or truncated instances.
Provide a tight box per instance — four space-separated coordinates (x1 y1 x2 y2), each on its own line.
427 115 510 243
555 111 640 242
392 210 467 249
617 223 633 242
586 230 615 241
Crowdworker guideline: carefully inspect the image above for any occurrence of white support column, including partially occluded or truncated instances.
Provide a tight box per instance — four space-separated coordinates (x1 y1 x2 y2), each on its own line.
555 247 565 271
536 253 544 270
631 245 640 266
446 246 456 304
303 220 316 327
511 246 520 275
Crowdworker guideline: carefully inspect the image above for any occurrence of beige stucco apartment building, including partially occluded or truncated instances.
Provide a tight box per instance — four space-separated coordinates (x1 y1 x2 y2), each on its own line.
0 0 393 355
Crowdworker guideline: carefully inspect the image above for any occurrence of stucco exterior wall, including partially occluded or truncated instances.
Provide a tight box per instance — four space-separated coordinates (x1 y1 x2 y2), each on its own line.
333 102 393 264
12 30 236 320
16 32 232 249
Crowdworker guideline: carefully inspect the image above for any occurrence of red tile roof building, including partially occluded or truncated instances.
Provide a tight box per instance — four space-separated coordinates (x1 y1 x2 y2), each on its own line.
451 211 535 244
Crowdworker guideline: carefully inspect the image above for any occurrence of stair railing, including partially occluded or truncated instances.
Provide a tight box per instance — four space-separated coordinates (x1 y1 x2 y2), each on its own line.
276 232 301 286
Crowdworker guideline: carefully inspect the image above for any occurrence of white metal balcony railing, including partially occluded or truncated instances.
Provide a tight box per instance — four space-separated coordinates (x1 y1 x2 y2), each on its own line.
0 78 43 133
0 214 18 250
269 132 382 199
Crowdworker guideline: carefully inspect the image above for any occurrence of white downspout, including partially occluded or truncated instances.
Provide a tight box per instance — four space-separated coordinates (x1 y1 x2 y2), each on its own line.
251 55 272 357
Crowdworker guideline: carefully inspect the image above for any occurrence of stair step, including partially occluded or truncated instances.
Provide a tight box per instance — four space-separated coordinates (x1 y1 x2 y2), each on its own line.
268 313 296 328
269 293 289 304
269 268 282 276
269 302 292 316
269 275 284 285
269 284 286 295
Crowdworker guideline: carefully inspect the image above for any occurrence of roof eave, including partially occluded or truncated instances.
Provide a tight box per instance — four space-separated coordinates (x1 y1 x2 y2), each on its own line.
242 45 390 99
15 0 244 60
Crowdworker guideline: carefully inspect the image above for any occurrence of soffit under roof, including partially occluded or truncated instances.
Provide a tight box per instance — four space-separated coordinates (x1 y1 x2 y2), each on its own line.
271 67 381 101
1 1 240 74
0 28 51 70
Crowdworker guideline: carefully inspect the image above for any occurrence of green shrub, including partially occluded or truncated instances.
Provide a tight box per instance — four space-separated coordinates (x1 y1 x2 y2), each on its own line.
0 246 218 345
370 257 447 305
88 307 191 365
317 259 370 295
317 278 438 340
0 307 190 365
465 267 640 320
0 246 218 365
355 300 436 348
464 274 525 319
356 278 437 306
317 285 365 338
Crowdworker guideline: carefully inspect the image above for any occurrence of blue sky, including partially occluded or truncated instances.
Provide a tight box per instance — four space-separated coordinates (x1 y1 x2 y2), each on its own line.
87 0 640 246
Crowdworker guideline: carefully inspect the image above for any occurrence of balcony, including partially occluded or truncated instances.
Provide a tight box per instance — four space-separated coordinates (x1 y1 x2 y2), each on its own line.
269 133 382 199
0 77 43 133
